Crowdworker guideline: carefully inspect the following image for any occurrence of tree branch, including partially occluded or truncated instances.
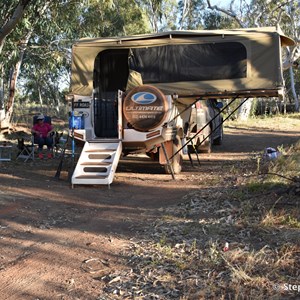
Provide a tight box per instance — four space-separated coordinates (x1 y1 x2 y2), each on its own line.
179 0 190 30
282 45 300 70
206 0 244 27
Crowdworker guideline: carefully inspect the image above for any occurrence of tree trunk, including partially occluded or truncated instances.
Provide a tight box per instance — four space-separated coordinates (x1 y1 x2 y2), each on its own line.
38 85 43 107
0 1 52 131
0 30 32 130
237 98 252 120
0 64 4 110
289 66 299 112
1 67 18 130
0 0 32 130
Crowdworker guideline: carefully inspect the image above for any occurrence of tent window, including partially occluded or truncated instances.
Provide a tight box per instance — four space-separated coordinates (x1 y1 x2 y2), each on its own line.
129 42 247 83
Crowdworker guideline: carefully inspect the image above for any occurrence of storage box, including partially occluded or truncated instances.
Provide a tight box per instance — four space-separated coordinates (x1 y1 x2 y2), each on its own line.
69 115 84 129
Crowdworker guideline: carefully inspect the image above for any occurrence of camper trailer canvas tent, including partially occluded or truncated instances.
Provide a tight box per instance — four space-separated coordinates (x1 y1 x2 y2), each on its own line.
67 27 294 186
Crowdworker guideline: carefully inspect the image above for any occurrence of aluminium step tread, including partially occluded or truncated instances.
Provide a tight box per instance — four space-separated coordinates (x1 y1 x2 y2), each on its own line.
80 161 112 166
85 149 117 153
74 175 108 179
87 139 121 143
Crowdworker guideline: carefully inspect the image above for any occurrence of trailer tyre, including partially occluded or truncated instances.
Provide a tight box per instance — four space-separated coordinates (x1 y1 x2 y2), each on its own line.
123 85 168 132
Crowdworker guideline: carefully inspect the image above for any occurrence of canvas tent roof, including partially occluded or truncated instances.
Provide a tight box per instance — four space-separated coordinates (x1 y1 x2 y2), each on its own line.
70 27 294 98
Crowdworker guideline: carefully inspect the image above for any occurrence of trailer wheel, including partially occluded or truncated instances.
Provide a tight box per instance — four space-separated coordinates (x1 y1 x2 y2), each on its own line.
164 136 183 175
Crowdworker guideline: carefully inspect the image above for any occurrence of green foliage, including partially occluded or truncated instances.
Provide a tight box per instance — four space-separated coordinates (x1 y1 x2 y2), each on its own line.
178 0 205 29
246 181 286 193
202 11 235 29
158 0 178 31
0 0 150 116
134 0 164 32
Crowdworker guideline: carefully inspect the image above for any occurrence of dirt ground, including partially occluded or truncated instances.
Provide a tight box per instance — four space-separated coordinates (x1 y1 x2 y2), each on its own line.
0 123 299 300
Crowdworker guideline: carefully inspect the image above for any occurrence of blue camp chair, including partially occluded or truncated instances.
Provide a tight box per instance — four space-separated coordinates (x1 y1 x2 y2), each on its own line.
17 115 54 161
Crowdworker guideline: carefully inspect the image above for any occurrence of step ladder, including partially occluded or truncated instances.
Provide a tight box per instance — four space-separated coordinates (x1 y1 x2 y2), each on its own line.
71 140 122 187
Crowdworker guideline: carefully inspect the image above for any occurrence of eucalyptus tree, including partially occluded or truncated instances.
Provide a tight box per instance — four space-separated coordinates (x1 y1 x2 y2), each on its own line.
19 0 150 111
158 0 178 31
0 0 62 128
206 0 300 112
75 0 150 37
133 0 163 32
0 0 32 128
21 0 150 103
4 1 54 125
0 0 150 130
202 10 235 30
178 0 205 29
133 0 179 32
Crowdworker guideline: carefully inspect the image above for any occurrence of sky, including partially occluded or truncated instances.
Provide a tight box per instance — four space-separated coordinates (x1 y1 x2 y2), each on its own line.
209 0 250 8
210 0 232 7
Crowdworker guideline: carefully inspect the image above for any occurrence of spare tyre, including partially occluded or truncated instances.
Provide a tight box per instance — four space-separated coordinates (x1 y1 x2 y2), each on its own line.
123 85 168 132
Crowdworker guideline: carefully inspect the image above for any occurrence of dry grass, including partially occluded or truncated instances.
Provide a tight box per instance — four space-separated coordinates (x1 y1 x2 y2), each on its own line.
101 114 300 299
95 114 300 299
267 140 300 181
225 113 300 132
261 209 300 228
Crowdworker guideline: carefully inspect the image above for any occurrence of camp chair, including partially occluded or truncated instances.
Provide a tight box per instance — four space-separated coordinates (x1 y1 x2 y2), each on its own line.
32 115 56 158
17 115 54 161
17 115 64 161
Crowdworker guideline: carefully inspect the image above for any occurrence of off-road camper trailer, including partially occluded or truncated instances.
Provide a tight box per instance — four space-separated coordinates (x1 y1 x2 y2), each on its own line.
67 27 294 186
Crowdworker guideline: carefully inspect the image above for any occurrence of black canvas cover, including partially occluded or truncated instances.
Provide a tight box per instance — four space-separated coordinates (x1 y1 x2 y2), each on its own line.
129 42 247 83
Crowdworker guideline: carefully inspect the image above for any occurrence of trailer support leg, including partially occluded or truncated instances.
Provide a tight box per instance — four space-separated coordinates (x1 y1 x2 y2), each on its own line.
187 139 201 166
161 143 175 180
187 149 194 167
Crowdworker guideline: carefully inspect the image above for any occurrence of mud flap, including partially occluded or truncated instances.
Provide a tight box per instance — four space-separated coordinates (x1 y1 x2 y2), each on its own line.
159 141 172 165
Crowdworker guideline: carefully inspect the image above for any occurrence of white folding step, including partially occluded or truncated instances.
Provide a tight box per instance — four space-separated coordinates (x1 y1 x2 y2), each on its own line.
71 140 122 186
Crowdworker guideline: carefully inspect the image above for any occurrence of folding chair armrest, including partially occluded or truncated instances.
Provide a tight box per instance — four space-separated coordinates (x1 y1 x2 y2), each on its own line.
32 134 37 145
